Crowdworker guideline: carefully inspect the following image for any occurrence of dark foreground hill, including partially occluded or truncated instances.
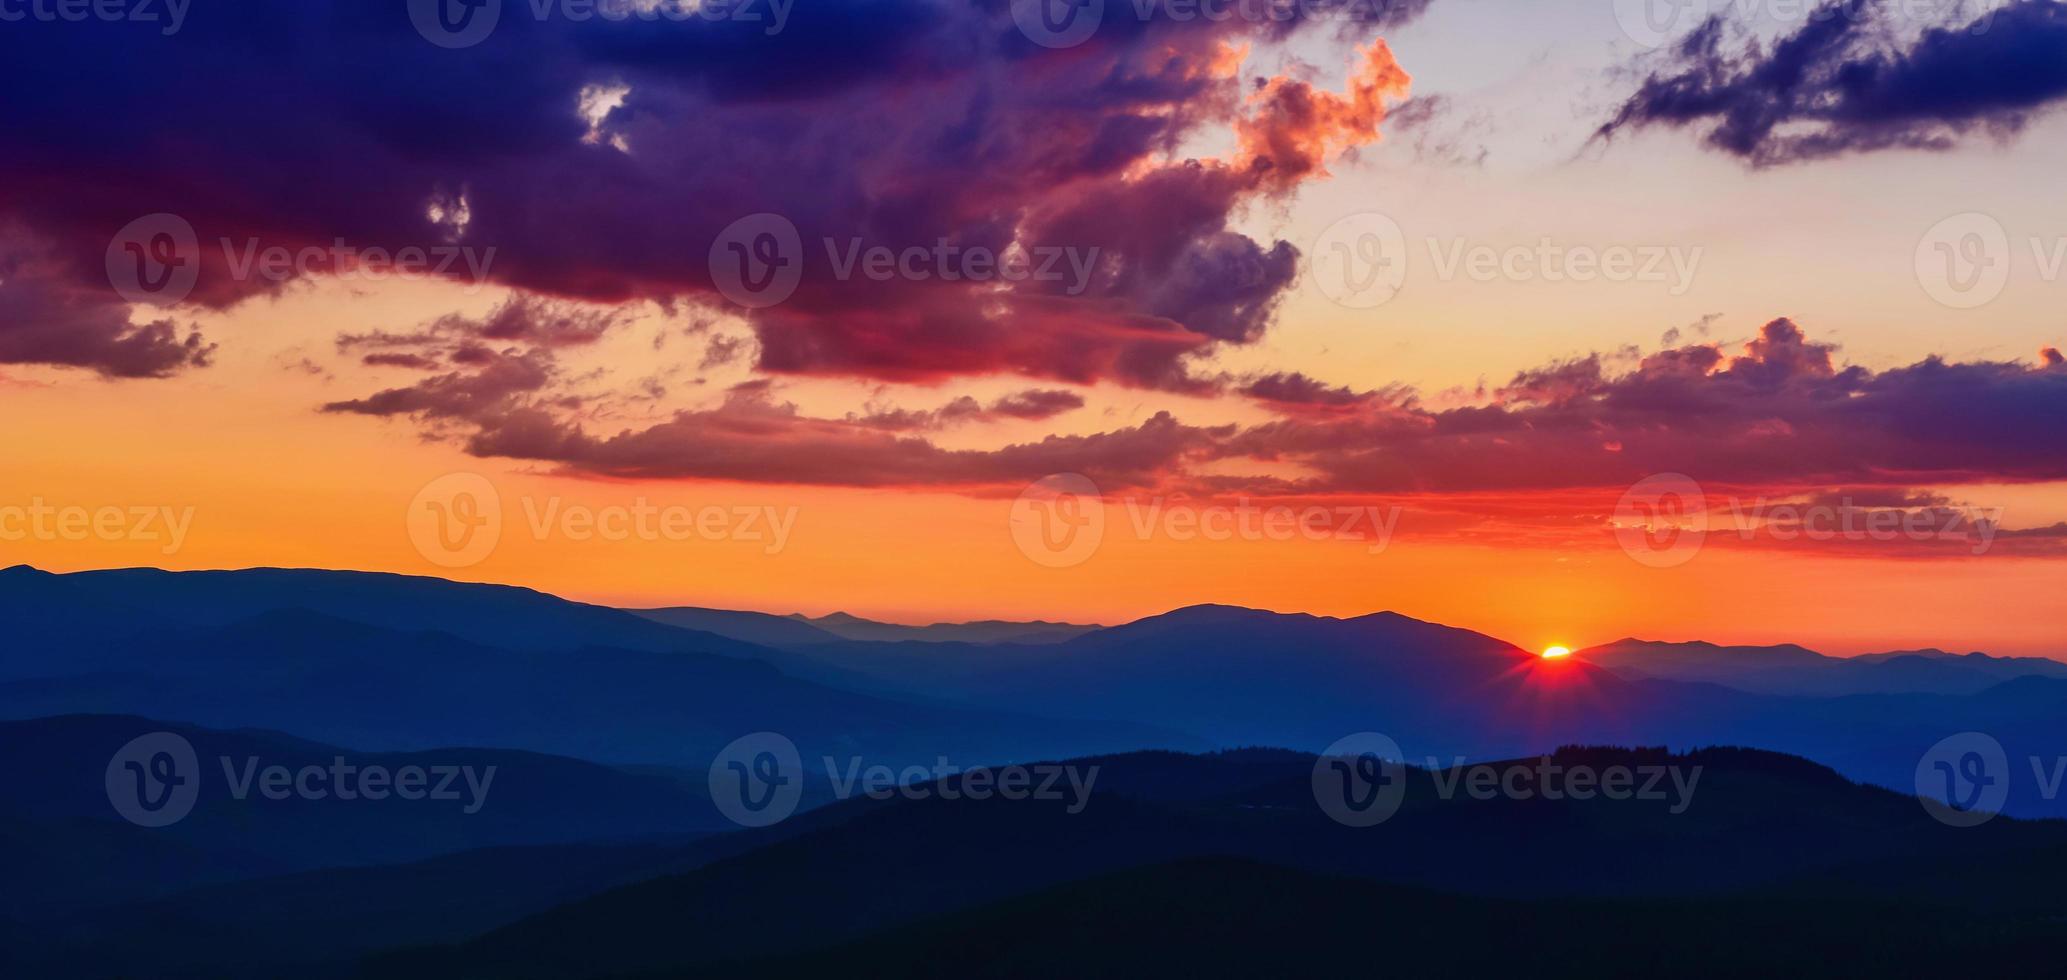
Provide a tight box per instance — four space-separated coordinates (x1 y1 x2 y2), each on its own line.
737 858 2067 980
367 746 2067 979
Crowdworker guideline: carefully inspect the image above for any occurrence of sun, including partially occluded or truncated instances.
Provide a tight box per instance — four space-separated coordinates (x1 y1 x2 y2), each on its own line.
1540 645 1572 659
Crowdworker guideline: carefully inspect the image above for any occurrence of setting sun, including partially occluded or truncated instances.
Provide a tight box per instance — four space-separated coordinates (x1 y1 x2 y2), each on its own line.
1541 646 1572 659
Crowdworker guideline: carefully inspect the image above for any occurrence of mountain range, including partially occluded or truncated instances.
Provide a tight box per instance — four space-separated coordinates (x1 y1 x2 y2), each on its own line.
4 564 2065 977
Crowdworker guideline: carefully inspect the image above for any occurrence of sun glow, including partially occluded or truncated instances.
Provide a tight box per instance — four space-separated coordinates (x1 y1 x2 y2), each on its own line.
1541 645 1572 659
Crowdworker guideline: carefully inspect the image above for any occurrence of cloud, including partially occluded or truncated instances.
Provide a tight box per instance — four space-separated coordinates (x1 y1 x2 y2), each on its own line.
352 312 2066 540
464 383 1232 490
1223 319 2067 495
0 239 214 378
1598 1 2067 165
0 1 1423 390
851 388 1088 431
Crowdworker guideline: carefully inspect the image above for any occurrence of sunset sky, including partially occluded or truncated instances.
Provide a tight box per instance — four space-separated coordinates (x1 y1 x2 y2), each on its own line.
4 0 2064 656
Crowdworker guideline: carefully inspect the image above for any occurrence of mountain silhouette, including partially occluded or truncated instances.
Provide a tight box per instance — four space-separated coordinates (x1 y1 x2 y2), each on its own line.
368 745 2067 979
1579 638 2067 696
739 857 2067 979
0 570 1201 769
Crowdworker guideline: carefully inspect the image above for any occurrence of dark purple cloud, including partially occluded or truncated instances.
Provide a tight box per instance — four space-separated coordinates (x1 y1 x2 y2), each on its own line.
318 312 2067 510
1226 318 2067 493
0 0 1423 387
0 238 214 378
1599 1 2067 165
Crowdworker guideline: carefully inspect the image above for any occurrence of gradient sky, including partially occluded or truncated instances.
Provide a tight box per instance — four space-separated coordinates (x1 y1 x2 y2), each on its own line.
3 0 2064 655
